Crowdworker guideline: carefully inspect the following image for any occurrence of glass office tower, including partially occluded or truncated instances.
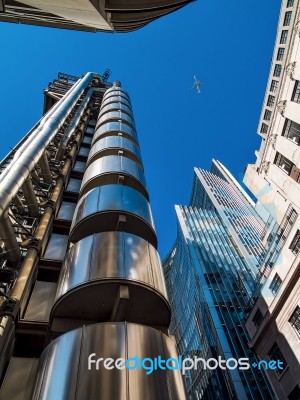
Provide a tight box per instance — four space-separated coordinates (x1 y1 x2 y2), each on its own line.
0 72 186 399
163 160 275 400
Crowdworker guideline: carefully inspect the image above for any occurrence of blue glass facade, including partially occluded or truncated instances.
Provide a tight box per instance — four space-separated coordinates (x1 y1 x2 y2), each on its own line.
163 161 275 400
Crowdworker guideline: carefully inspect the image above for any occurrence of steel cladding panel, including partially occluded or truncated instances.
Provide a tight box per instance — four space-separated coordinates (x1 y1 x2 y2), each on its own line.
31 323 185 400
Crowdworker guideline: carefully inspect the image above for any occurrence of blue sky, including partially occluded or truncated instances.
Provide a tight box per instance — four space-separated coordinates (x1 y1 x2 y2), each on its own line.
0 0 281 258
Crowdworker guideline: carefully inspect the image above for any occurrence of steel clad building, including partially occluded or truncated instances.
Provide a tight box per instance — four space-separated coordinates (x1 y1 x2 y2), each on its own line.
0 72 186 399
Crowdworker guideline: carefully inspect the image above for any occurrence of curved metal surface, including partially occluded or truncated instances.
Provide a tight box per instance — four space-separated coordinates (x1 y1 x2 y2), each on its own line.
97 111 135 129
109 1 194 33
0 72 99 219
103 87 130 100
93 122 138 144
99 102 133 117
50 232 170 333
101 93 131 109
79 155 148 199
32 323 186 400
70 184 157 247
87 136 142 167
101 96 132 109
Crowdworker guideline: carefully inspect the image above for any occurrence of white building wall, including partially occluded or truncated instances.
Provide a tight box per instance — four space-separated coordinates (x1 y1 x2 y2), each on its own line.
244 0 300 398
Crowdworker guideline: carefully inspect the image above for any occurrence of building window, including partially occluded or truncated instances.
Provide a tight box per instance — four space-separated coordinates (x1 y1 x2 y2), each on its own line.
280 30 288 44
277 48 285 61
270 80 279 93
43 234 68 260
267 95 275 107
292 81 300 103
264 110 272 121
73 161 86 173
260 123 268 134
274 64 282 77
86 127 95 135
66 178 81 193
288 385 300 400
252 308 264 328
78 147 90 157
283 11 292 26
289 306 300 336
82 135 92 145
268 342 288 375
269 273 282 295
282 119 300 145
57 202 76 221
274 152 293 174
287 0 294 7
289 230 300 254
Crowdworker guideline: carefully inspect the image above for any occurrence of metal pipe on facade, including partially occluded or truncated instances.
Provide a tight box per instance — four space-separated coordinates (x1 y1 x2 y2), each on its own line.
55 88 94 162
22 178 40 217
0 72 101 220
9 247 38 314
0 160 71 381
0 212 21 265
10 169 68 313
0 76 83 184
31 170 41 183
13 195 25 215
39 153 52 185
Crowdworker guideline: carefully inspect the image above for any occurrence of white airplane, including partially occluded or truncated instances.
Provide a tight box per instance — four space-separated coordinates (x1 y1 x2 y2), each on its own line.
192 75 203 94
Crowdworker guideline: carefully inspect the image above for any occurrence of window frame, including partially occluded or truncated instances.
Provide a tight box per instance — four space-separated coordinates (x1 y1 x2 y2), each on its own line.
268 342 288 376
289 230 300 254
252 308 264 328
270 80 279 93
280 30 288 44
289 306 300 337
269 273 282 295
274 64 282 78
274 152 293 175
267 95 275 107
264 110 272 121
283 11 292 26
260 123 268 134
292 81 300 103
282 119 300 145
277 48 285 61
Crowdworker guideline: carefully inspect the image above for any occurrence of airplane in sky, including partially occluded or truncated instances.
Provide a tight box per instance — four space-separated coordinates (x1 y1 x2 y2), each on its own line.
192 75 203 94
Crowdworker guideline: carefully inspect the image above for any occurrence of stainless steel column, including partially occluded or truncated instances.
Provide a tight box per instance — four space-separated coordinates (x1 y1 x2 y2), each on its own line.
35 81 186 399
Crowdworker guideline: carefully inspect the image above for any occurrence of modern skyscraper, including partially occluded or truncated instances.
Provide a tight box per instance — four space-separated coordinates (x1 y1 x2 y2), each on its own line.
0 0 194 32
243 0 300 398
0 72 186 399
163 160 275 400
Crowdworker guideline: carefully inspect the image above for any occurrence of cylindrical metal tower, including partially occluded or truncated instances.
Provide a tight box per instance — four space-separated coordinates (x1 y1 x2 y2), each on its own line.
0 76 186 399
